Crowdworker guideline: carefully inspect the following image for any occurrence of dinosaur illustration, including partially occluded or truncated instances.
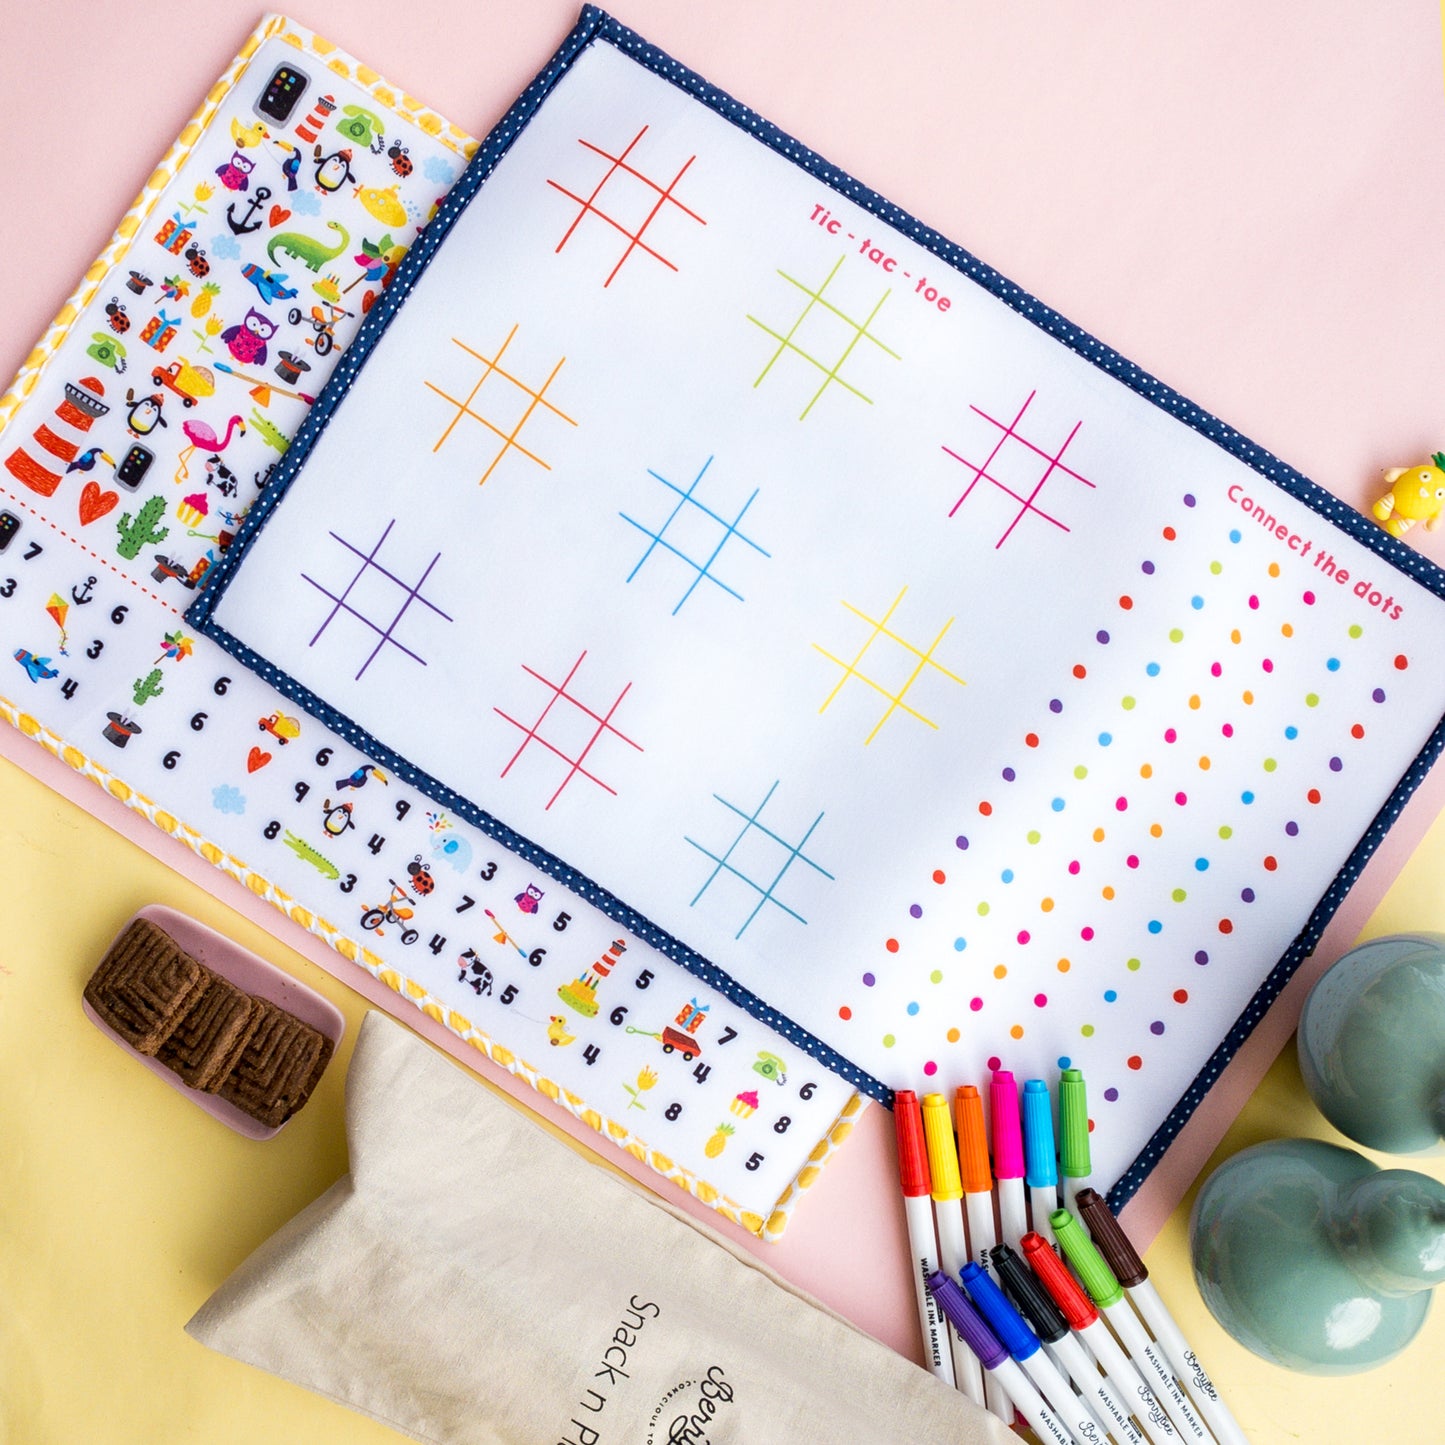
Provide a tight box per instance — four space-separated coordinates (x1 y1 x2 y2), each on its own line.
115 494 170 561
267 220 350 273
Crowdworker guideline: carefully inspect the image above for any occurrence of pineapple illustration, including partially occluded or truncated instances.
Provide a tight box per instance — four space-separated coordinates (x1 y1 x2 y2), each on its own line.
191 282 221 319
704 1122 735 1159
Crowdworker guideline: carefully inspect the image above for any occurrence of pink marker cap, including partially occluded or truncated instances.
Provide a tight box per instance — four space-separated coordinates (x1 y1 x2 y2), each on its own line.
990 1069 1025 1179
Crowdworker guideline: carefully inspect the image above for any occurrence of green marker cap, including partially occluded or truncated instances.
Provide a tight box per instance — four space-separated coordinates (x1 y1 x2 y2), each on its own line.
1051 1207 1124 1308
1059 1068 1091 1179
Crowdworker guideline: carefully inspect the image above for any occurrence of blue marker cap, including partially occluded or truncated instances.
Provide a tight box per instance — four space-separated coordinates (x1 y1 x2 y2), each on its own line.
1022 1079 1059 1188
959 1260 1039 1362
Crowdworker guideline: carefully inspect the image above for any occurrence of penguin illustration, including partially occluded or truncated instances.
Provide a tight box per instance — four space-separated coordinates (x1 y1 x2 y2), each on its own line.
122 390 168 438
320 798 355 837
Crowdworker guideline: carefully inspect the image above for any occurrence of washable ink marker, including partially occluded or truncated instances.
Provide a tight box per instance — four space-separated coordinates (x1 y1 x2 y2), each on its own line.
1059 1068 1092 1215
1078 1190 1249 1445
921 1093 986 1407
927 1272 1077 1445
990 1070 1029 1246
1022 1230 1180 1444
1053 1209 1217 1445
961 1261 1112 1445
955 1085 1011 1423
992 1243 1148 1445
893 1090 956 1387
1022 1078 1062 1249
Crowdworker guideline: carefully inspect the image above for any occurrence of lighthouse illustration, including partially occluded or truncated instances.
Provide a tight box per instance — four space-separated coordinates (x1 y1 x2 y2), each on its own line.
556 938 627 1018
294 93 337 144
4 376 109 497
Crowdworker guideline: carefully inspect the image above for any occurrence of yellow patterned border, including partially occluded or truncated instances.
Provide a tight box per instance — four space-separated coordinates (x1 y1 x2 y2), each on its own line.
2 688 864 1237
0 12 475 431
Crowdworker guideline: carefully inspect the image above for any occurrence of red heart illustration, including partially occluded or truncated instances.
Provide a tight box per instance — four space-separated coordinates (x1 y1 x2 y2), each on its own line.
269 204 291 227
247 746 272 773
78 480 119 525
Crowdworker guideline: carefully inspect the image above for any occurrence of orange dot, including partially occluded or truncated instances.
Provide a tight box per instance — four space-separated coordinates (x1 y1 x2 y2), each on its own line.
1056 957 1072 973
1308 788 1321 804
1173 988 1189 1003
1025 732 1040 748
1140 762 1153 779
1198 755 1211 770
1010 1024 1025 1040
979 800 993 816
885 938 900 953
1127 1055 1143 1069
1040 897 1055 912
1268 562 1280 578
1219 918 1234 934
1073 663 1087 679
1242 690 1255 705
1092 827 1106 842
1189 694 1202 710
1150 823 1163 838
839 1005 853 1020
1264 855 1278 870
947 1027 961 1043
932 869 947 884
994 965 1008 979
1281 622 1294 638
1119 595 1134 610
1351 723 1365 739
1231 629 1242 643
1101 886 1115 901
1163 526 1177 541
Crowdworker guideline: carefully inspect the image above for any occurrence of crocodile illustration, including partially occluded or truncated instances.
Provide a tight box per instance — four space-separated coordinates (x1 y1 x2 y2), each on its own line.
267 220 350 273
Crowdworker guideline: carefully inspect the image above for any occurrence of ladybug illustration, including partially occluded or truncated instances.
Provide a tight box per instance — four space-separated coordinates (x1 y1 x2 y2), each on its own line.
386 141 413 178
183 242 210 279
104 298 130 334
407 854 435 896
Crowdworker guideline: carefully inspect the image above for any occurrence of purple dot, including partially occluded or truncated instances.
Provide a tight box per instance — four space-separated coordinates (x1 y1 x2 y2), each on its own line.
1183 494 1196 507
1002 766 1016 782
1195 950 1209 965
1150 1020 1165 1035
1329 756 1342 771
1373 688 1386 703
862 972 876 987
1050 698 1063 714
1104 1087 1119 1102
1142 560 1156 575
1097 630 1111 644
1240 887 1255 902
1285 821 1300 837
909 904 923 918
956 835 970 850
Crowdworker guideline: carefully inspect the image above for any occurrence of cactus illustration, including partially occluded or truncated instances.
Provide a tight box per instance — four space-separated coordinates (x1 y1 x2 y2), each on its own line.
248 407 291 454
131 669 165 705
115 495 170 560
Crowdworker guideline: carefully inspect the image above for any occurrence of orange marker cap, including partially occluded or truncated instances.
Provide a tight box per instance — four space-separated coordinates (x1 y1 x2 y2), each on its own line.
954 1084 993 1194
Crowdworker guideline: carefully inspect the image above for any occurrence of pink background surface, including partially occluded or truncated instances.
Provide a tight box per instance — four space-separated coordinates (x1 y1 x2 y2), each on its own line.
4 0 1443 1381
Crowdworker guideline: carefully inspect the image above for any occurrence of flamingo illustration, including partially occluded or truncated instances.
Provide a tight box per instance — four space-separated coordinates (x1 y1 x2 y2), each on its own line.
174 414 246 482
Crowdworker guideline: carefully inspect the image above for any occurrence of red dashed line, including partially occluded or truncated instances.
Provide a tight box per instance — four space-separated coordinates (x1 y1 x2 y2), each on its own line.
0 484 181 615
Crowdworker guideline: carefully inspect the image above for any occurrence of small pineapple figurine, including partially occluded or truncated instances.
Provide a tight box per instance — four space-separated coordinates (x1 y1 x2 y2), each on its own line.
1373 455 1445 539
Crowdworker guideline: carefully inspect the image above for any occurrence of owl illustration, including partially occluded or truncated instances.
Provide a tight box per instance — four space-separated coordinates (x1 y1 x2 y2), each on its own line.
221 308 277 365
215 150 255 192
515 882 544 915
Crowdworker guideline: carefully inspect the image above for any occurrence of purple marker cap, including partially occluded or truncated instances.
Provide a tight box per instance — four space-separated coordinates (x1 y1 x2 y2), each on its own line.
990 1069 1025 1179
926 1270 1007 1370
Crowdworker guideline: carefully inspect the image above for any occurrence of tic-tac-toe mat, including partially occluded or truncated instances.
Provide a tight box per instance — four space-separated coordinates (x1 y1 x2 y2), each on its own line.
192 6 1445 1205
0 13 863 1241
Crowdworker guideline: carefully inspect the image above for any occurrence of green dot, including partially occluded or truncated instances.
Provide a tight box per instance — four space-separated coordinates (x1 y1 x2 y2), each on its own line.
1074 765 1088 780
1122 695 1136 711
1080 1023 1095 1037
1305 692 1320 707
1218 825 1233 839
1263 757 1277 772
977 901 990 917
1210 561 1223 575
1348 624 1363 639
1127 957 1141 971
882 1034 896 1048
1169 628 1184 643
930 970 943 985
1172 888 1187 902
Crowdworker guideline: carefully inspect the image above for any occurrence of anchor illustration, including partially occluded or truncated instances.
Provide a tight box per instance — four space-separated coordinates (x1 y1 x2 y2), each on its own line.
70 576 97 606
225 185 273 236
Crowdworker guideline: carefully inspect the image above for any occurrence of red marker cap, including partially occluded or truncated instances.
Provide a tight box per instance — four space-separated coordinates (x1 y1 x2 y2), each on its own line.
1021 1230 1099 1331
894 1089 932 1198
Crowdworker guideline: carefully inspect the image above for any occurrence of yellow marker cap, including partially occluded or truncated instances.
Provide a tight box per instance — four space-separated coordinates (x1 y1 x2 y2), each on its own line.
921 1091 963 1201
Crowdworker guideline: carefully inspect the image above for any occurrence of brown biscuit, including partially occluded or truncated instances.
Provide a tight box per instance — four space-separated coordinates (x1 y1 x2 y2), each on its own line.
155 973 263 1091
83 918 206 1055
216 998 332 1128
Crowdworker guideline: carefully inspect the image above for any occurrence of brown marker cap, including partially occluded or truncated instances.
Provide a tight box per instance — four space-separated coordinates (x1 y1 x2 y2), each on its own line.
1077 1186 1149 1286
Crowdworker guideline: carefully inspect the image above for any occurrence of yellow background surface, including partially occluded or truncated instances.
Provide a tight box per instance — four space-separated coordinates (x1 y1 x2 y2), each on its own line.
4 749 1444 1443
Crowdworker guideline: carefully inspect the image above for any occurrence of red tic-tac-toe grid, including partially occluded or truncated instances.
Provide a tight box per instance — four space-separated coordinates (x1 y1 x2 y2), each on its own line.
942 389 1096 548
494 650 644 809
546 124 706 287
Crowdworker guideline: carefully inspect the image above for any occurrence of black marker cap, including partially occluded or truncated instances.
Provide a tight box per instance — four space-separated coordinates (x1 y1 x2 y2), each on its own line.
990 1243 1068 1343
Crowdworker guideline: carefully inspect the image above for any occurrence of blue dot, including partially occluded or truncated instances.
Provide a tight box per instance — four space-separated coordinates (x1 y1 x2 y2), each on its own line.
1326 658 1340 671
1147 919 1163 934
1104 989 1118 1003
1241 790 1255 804
1191 596 1204 610
1146 661 1161 677
1195 857 1209 871
1001 869 1015 883
1284 726 1298 739
1098 731 1113 746
1057 1055 1072 1069
953 938 968 951
906 1001 920 1016
1229 529 1242 543
1051 797 1066 812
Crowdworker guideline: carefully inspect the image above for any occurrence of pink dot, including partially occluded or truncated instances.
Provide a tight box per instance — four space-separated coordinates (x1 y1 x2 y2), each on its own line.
986 1055 1001 1071
1126 853 1140 868
1248 595 1259 610
923 1060 938 1076
1068 860 1081 875
1174 791 1188 805
1164 728 1177 743
1033 993 1048 1007
1115 796 1129 811
971 997 984 1012
1017 930 1031 945
1210 662 1222 677
1081 926 1095 941
1221 723 1234 737
1262 658 1274 673
1303 591 1316 605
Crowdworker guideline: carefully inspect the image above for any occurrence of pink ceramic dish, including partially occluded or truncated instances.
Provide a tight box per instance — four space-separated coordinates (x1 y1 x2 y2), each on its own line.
81 904 345 1140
